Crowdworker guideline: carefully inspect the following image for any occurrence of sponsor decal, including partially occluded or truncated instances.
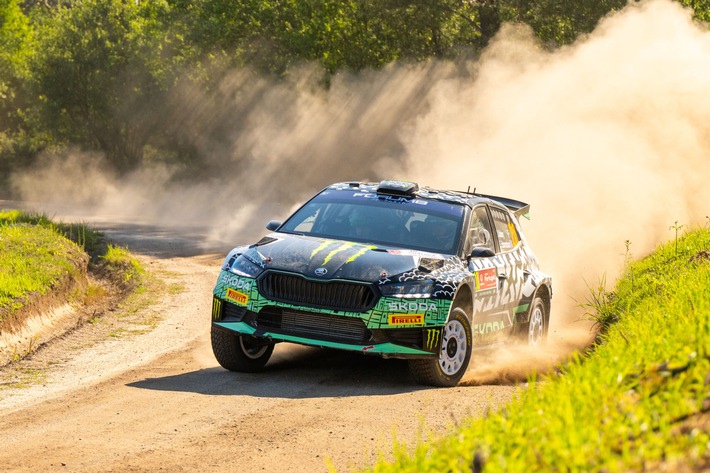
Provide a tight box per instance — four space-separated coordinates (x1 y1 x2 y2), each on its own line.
219 273 253 292
388 314 424 326
475 267 497 291
473 321 505 336
387 301 437 312
425 329 441 350
310 240 374 265
353 193 406 203
362 345 375 352
225 288 248 306
345 245 375 263
323 242 355 264
211 298 223 321
353 193 429 205
311 240 334 260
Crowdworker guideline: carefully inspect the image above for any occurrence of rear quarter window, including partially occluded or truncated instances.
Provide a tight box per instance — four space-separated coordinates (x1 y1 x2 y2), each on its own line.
491 207 520 252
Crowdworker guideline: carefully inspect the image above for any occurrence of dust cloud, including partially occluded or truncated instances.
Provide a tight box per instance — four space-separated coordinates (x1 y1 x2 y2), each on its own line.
10 0 710 378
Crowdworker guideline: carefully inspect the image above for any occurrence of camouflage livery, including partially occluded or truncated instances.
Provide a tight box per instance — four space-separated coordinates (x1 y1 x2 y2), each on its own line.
211 180 552 386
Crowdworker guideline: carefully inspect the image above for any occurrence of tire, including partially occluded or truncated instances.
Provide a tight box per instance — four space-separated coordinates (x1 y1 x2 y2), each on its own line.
409 307 473 387
211 325 274 373
524 296 548 347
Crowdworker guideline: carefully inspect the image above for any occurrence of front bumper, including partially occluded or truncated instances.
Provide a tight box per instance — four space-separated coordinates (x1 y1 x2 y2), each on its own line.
211 295 445 358
213 320 436 356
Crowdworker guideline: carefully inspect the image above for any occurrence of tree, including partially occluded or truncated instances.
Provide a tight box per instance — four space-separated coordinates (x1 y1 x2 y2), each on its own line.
168 0 492 76
31 0 180 172
677 0 710 22
503 0 627 46
0 0 34 179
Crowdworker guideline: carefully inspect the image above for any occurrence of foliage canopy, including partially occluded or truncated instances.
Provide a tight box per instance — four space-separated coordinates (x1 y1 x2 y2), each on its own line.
0 0 706 180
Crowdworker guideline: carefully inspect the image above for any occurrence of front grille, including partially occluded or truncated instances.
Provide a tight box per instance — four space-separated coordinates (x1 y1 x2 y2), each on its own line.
257 271 378 312
256 306 370 344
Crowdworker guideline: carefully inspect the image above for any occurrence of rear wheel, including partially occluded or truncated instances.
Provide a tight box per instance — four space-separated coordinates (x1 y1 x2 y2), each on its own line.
409 307 472 387
517 296 548 347
211 325 274 372
527 297 548 346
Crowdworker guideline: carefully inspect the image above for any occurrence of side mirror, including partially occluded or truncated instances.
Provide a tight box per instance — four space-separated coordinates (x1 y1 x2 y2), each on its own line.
470 247 495 258
265 220 281 231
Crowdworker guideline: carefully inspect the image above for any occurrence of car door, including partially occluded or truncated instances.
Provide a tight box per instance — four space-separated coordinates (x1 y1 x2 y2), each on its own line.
465 205 505 345
488 205 527 334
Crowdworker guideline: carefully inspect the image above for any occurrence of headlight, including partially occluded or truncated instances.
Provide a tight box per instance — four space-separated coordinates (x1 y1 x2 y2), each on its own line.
230 254 264 278
221 249 240 271
379 280 435 298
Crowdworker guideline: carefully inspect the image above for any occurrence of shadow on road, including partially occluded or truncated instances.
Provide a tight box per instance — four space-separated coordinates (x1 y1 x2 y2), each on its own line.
127 348 429 398
94 221 232 259
0 200 235 259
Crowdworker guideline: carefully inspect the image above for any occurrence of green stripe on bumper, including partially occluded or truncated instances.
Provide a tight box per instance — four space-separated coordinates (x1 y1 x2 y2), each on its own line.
213 321 433 356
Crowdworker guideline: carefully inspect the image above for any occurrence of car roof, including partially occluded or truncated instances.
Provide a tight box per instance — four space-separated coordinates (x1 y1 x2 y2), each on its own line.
326 180 531 220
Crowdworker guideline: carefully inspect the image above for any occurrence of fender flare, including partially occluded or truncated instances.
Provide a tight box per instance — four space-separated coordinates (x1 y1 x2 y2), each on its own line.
519 283 552 324
447 276 475 323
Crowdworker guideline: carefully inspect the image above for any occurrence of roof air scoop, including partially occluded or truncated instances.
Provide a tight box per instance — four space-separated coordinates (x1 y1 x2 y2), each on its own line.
376 180 419 197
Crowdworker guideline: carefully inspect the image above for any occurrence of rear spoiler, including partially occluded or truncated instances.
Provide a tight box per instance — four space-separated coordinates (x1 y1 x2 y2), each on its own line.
478 193 531 220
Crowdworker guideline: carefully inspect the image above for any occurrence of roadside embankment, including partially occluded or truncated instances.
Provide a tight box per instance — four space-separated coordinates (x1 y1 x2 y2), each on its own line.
0 210 142 365
366 227 710 472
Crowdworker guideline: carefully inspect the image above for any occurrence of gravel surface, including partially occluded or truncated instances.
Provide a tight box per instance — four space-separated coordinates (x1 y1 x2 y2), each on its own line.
0 211 579 472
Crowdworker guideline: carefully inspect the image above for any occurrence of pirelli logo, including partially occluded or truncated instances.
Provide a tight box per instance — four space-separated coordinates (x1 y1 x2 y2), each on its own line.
225 288 248 306
388 314 424 326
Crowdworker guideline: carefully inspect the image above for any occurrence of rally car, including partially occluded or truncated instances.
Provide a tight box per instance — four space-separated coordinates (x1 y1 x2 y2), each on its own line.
211 180 552 386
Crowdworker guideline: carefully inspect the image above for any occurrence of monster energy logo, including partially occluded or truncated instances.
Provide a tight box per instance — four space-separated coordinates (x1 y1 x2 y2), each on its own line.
425 329 441 351
310 240 375 265
211 298 223 321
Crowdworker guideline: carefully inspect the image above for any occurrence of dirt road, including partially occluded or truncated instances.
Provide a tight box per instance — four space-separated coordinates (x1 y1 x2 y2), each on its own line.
0 215 538 473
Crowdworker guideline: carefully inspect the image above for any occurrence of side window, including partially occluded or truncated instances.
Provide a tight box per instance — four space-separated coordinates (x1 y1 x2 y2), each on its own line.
491 207 520 252
466 206 495 254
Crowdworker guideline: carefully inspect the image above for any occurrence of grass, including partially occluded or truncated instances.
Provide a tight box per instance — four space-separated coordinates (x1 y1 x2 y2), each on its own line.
361 227 710 472
0 209 102 254
100 244 145 288
0 209 145 321
0 368 48 389
0 223 86 316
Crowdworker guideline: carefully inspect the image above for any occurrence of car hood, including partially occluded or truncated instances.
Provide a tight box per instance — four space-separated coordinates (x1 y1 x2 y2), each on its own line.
237 233 450 282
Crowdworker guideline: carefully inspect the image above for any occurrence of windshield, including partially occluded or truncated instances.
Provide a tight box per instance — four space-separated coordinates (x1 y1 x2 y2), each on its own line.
279 190 466 255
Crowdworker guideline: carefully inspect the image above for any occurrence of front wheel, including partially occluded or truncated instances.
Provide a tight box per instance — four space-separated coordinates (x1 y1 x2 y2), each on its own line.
211 325 274 372
409 307 472 387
